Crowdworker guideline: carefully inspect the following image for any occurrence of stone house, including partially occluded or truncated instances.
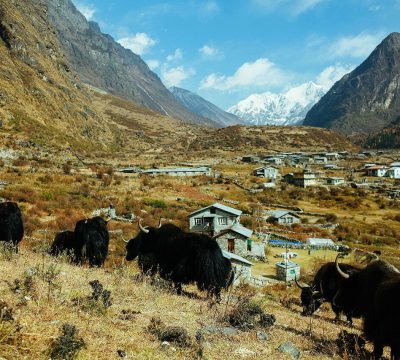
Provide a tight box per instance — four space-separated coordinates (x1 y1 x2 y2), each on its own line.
266 210 301 225
188 203 257 259
365 165 388 177
222 250 253 285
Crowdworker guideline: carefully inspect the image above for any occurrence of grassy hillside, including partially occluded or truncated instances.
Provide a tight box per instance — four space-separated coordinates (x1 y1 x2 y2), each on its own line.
0 246 374 360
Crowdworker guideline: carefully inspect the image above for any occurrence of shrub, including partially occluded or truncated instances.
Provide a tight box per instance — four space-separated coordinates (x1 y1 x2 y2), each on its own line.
49 324 85 360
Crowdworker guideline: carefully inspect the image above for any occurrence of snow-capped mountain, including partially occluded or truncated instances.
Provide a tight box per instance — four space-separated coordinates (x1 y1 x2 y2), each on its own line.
228 82 326 126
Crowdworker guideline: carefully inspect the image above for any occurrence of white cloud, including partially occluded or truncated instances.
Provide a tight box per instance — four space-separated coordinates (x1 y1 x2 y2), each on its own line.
199 58 288 91
166 49 183 62
162 66 196 87
147 59 160 71
199 1 220 16
199 45 219 58
117 33 156 56
329 32 384 58
74 1 96 20
316 63 355 90
252 0 326 16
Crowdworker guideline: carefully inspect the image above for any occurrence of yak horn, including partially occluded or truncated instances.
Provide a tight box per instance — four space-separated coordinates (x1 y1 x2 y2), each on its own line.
295 276 308 289
335 254 350 279
138 218 149 234
158 218 164 228
121 235 129 244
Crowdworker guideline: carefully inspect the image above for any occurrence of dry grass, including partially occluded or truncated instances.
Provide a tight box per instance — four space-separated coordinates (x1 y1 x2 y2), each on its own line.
0 246 378 359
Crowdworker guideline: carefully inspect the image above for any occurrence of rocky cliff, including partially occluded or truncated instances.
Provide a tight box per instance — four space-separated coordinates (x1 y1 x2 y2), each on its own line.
304 33 400 136
44 0 215 126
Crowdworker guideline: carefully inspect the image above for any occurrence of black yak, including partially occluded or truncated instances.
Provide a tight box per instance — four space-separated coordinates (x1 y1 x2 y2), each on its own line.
334 255 400 359
295 262 359 322
0 202 24 250
50 231 76 258
125 220 233 300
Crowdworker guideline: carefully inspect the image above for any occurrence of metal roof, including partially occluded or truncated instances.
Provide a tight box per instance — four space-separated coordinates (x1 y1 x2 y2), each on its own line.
222 250 253 266
230 224 253 238
142 167 210 173
306 238 335 245
276 261 299 268
189 203 242 217
268 210 300 219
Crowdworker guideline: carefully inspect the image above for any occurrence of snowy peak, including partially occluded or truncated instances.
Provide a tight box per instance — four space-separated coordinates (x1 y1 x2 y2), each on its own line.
228 82 326 126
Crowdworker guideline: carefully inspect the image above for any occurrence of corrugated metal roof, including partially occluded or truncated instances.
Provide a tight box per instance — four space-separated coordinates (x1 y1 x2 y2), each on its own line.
268 210 299 219
189 203 242 217
230 224 253 238
222 250 253 266
142 167 210 173
306 238 335 245
276 261 299 268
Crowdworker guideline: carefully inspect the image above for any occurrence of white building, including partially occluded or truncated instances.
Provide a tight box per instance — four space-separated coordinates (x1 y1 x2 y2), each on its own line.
386 167 400 179
326 177 345 186
141 167 211 177
253 166 279 179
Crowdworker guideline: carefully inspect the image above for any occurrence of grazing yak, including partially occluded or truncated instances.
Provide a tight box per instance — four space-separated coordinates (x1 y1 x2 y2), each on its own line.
51 217 109 266
50 231 76 258
125 220 233 300
334 255 400 359
0 202 24 250
295 262 359 323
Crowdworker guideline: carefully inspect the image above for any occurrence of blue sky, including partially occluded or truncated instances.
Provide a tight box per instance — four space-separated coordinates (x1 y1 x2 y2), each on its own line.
73 0 400 109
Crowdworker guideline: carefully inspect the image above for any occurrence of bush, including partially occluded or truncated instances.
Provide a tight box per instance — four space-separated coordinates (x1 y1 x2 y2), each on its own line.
49 324 85 360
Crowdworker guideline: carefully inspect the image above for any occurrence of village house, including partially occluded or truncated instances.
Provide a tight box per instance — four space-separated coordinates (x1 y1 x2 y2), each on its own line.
265 157 283 166
386 167 400 179
307 237 336 249
266 210 301 225
326 177 345 186
292 169 319 187
253 166 279 179
222 250 253 285
242 155 261 163
141 167 211 177
325 152 340 161
313 156 328 164
365 165 388 177
188 203 257 258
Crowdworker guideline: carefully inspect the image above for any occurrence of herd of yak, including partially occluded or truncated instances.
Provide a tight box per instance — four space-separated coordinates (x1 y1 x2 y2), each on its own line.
1 201 400 358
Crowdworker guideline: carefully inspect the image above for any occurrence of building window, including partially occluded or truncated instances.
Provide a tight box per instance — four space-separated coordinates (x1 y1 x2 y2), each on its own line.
287 217 293 223
195 218 203 226
228 239 235 253
247 239 252 252
219 217 228 225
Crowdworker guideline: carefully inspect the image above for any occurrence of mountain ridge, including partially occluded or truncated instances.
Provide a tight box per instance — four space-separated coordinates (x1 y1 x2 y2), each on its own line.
170 86 243 127
304 32 400 135
44 0 216 127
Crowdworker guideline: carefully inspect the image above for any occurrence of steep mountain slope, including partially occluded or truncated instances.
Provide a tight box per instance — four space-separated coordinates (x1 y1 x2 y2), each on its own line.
304 32 400 135
170 87 243 127
364 116 400 149
44 0 215 127
0 0 114 149
228 82 325 126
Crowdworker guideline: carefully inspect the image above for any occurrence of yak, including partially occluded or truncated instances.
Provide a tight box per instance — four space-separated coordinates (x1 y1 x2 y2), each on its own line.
74 216 109 266
0 202 24 250
50 231 76 258
125 220 233 300
334 255 400 359
295 262 359 323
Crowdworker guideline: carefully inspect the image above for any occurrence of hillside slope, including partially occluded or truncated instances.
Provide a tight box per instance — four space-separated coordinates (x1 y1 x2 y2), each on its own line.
170 86 243 127
304 33 400 136
44 0 215 127
0 0 114 149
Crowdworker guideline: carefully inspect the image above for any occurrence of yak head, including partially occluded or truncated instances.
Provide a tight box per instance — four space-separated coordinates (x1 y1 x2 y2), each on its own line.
295 277 324 315
332 254 361 315
125 218 163 261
